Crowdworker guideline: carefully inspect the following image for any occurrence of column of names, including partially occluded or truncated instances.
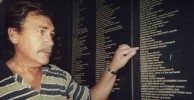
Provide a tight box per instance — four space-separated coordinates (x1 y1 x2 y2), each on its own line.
140 0 192 99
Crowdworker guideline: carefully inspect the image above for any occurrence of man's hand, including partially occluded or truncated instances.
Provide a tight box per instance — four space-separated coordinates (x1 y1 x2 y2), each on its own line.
109 44 139 71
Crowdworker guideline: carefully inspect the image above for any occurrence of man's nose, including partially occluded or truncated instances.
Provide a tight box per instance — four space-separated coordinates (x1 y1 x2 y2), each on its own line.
49 37 54 46
46 35 54 46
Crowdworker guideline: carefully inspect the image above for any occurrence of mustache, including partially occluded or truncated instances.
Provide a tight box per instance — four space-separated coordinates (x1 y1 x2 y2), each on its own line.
38 46 53 54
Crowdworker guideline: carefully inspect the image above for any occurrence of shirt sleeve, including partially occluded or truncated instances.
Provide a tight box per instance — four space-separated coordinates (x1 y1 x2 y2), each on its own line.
66 73 91 100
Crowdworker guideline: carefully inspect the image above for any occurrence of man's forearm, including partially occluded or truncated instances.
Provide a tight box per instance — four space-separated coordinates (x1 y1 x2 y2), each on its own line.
91 67 116 100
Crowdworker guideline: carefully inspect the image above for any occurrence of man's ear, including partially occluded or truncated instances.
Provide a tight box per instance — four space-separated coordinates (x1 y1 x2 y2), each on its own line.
8 27 19 44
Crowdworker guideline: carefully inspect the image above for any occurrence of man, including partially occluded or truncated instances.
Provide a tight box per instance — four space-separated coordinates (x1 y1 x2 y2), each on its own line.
0 1 139 100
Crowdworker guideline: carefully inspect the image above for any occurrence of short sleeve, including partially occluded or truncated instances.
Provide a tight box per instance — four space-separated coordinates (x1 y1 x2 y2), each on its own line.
66 73 91 100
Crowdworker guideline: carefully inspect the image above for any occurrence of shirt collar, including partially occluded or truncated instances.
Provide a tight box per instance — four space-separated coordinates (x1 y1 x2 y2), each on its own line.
14 64 51 83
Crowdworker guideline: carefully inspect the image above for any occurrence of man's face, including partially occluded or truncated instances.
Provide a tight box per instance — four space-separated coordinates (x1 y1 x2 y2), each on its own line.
15 12 55 66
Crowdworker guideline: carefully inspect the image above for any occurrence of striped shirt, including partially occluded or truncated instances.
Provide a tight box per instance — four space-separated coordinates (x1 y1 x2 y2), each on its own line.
0 61 91 100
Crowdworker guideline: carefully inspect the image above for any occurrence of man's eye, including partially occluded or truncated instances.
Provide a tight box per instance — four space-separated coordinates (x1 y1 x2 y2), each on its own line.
40 30 45 35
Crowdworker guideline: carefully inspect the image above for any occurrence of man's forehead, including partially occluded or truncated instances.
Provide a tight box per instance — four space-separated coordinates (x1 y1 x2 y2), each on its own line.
25 13 55 31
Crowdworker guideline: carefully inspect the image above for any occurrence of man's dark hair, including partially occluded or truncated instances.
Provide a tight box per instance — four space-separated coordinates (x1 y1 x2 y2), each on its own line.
3 1 53 60
5 1 53 32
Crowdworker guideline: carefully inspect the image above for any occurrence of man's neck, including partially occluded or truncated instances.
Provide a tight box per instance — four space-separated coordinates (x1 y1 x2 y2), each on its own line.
6 57 43 92
6 57 43 77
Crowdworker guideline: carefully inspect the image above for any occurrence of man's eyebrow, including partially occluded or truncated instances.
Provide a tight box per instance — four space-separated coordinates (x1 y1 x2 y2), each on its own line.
39 25 49 30
39 25 55 32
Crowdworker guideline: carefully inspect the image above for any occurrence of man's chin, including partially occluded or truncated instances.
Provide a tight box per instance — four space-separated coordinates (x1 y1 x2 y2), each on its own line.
37 54 51 65
39 59 50 65
43 61 49 65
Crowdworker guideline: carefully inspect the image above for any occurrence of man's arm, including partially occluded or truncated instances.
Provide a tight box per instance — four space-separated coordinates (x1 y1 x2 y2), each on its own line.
91 44 139 100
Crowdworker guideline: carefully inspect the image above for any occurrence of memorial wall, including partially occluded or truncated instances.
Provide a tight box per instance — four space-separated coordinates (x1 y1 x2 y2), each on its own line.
71 0 96 87
71 0 132 99
71 0 194 100
135 0 194 100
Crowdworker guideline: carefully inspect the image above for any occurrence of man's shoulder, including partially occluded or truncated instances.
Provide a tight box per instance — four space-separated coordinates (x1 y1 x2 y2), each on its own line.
47 64 71 77
48 64 68 72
